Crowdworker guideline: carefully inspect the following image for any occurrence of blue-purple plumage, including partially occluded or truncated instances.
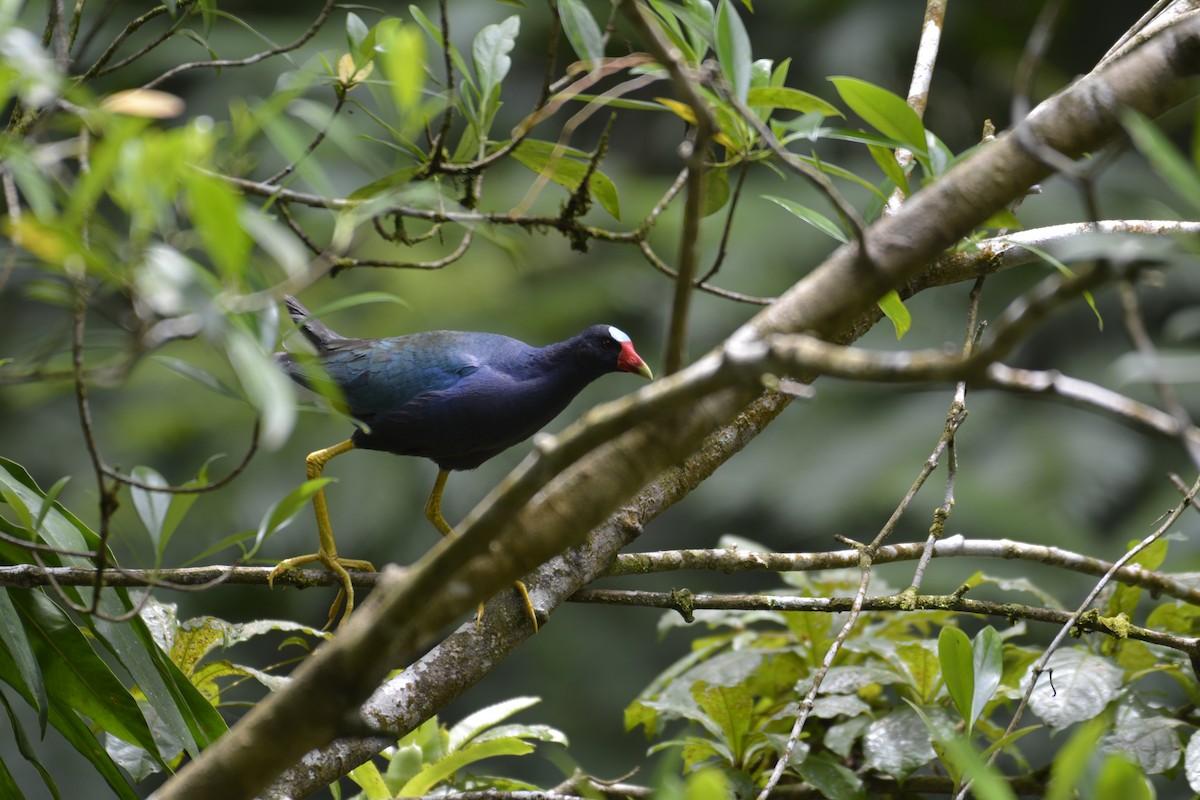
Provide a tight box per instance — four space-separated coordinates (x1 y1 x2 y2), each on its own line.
276 296 653 471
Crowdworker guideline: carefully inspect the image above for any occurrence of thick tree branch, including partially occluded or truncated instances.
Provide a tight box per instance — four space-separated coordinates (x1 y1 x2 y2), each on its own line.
154 14 1200 800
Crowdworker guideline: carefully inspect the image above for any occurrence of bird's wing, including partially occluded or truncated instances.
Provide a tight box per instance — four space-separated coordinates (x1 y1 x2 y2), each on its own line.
319 333 485 416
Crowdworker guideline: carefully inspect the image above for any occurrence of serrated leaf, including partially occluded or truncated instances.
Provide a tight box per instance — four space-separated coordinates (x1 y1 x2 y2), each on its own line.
715 0 752 102
828 76 927 157
559 0 604 65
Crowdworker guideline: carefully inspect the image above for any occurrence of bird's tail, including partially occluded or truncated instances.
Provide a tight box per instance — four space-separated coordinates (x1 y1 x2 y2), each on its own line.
283 295 344 351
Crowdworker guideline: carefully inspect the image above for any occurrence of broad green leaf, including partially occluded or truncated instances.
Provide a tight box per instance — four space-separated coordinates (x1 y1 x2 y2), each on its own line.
692 681 752 762
763 194 846 243
715 0 752 102
1046 717 1106 800
970 626 1003 731
510 139 621 220
399 738 534 796
686 767 731 800
828 76 926 156
1096 754 1152 800
747 86 841 118
1027 648 1122 730
1123 108 1200 213
448 696 540 751
559 0 604 65
897 642 940 704
702 167 730 216
349 760 392 800
345 12 370 52
797 750 865 800
0 589 47 733
131 466 170 552
877 289 911 339
938 627 974 730
377 19 426 116
473 15 520 105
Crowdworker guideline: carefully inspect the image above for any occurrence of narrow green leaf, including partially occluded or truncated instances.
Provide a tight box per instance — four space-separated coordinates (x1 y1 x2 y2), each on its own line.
14 591 164 765
0 588 48 733
715 0 752 102
248 478 332 557
183 172 252 282
867 143 909 196
1123 109 1200 213
559 0 604 65
762 195 847 243
747 86 841 118
877 290 911 340
131 466 170 552
938 627 974 732
0 688 59 799
349 760 392 800
970 626 1003 731
151 356 243 399
938 737 1019 800
226 327 296 450
409 5 473 90
828 76 926 156
1006 240 1103 330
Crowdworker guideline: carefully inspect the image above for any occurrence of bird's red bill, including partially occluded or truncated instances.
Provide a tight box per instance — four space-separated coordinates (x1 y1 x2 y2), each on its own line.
619 341 654 380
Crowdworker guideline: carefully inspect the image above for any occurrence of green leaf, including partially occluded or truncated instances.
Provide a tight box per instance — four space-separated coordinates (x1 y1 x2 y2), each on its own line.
183 172 251 282
510 139 621 220
0 689 59 798
151 356 242 400
1096 754 1152 800
1123 109 1200 214
798 750 865 800
345 12 370 53
692 681 752 762
473 15 520 112
970 626 1003 731
0 589 46 734
867 143 909 196
559 0 604 65
897 642 940 704
14 591 165 766
131 466 171 553
747 86 841 118
248 478 332 558
377 19 427 116
448 696 540 751
702 167 730 216
349 760 392 800
1047 717 1106 800
686 767 731 800
939 627 974 731
937 737 1019 800
1006 240 1102 330
399 738 534 796
762 195 846 243
409 5 473 90
715 0 751 102
876 289 911 340
828 76 926 157
226 327 295 450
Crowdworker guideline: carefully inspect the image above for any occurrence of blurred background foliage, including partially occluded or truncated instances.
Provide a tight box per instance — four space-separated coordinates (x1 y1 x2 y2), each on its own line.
2 0 1199 795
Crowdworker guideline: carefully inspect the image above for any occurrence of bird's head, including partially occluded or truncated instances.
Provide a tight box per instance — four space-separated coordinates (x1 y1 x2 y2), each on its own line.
578 324 654 380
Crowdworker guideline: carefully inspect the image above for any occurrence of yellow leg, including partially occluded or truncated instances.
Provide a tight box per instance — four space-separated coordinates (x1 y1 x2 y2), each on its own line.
424 468 538 633
268 439 375 627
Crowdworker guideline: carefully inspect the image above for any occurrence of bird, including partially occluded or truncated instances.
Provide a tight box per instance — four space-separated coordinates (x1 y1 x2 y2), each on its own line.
269 295 654 628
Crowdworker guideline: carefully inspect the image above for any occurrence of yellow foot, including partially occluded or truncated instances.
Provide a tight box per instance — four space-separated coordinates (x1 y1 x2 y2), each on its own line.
475 580 539 633
268 551 376 628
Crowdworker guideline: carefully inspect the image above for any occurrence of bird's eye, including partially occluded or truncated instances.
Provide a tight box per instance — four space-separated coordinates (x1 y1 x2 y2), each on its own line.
602 337 618 349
